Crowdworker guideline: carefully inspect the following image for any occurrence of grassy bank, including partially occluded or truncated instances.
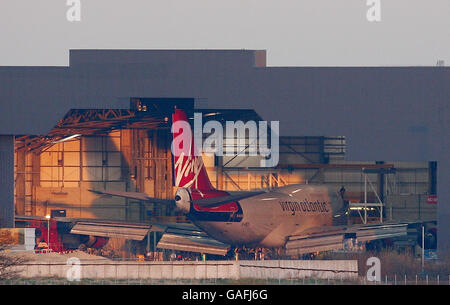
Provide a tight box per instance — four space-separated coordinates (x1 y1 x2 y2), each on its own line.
319 248 450 278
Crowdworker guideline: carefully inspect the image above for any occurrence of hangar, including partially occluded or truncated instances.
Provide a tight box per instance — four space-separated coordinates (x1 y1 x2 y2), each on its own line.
0 50 447 252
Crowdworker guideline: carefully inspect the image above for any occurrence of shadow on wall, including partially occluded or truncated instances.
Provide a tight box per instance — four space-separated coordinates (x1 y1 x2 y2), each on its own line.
33 129 175 223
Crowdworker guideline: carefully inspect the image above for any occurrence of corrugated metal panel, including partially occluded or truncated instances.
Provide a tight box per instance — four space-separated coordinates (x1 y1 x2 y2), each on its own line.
157 233 230 256
70 221 152 240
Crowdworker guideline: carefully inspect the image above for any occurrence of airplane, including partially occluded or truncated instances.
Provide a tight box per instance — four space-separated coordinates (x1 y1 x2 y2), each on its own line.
87 108 411 257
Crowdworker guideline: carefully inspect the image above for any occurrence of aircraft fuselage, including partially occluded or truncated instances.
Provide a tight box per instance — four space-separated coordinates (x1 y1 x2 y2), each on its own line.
185 184 342 248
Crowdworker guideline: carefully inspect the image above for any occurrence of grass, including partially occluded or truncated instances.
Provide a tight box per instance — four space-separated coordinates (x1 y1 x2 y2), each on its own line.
319 248 450 279
0 275 448 285
0 277 362 285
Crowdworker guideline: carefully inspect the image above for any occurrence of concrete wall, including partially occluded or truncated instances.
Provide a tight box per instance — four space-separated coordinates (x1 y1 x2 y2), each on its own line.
238 260 357 280
14 260 357 280
0 228 35 250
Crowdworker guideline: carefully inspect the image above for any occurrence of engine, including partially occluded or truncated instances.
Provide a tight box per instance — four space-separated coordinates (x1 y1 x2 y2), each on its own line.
175 187 191 213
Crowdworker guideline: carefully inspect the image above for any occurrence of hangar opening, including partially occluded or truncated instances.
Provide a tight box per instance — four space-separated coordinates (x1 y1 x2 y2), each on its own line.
10 97 438 258
14 98 194 223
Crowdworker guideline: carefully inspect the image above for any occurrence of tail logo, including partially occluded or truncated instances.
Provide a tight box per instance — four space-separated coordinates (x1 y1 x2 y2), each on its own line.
174 152 204 189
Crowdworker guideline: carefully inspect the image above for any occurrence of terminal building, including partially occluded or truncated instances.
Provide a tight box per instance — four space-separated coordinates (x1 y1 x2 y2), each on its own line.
0 50 447 252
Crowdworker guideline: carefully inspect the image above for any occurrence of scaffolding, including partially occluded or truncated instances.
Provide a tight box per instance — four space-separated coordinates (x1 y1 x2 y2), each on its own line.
349 168 393 224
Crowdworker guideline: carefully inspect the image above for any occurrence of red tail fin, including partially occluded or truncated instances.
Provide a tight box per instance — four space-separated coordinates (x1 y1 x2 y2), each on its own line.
171 109 214 190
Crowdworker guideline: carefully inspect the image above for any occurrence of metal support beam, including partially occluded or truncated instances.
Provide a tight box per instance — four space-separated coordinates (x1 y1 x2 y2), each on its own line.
351 169 385 224
428 161 437 195
0 136 15 227
223 171 242 190
15 148 26 216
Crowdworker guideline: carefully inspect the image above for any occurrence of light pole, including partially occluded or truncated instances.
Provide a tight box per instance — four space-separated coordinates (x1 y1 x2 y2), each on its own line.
45 215 51 251
421 225 425 273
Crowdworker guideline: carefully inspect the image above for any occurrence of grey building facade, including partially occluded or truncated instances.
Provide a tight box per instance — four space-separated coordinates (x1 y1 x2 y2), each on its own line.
0 50 448 250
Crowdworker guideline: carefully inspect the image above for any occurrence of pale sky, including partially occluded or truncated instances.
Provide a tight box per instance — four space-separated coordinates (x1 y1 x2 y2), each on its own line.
0 0 449 66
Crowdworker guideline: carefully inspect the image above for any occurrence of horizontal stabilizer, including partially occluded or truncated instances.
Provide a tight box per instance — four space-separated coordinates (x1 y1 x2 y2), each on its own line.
192 191 265 208
89 189 175 205
90 189 264 208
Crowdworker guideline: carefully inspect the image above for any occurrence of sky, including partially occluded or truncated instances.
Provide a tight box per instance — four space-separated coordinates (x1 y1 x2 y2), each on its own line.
0 0 448 67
